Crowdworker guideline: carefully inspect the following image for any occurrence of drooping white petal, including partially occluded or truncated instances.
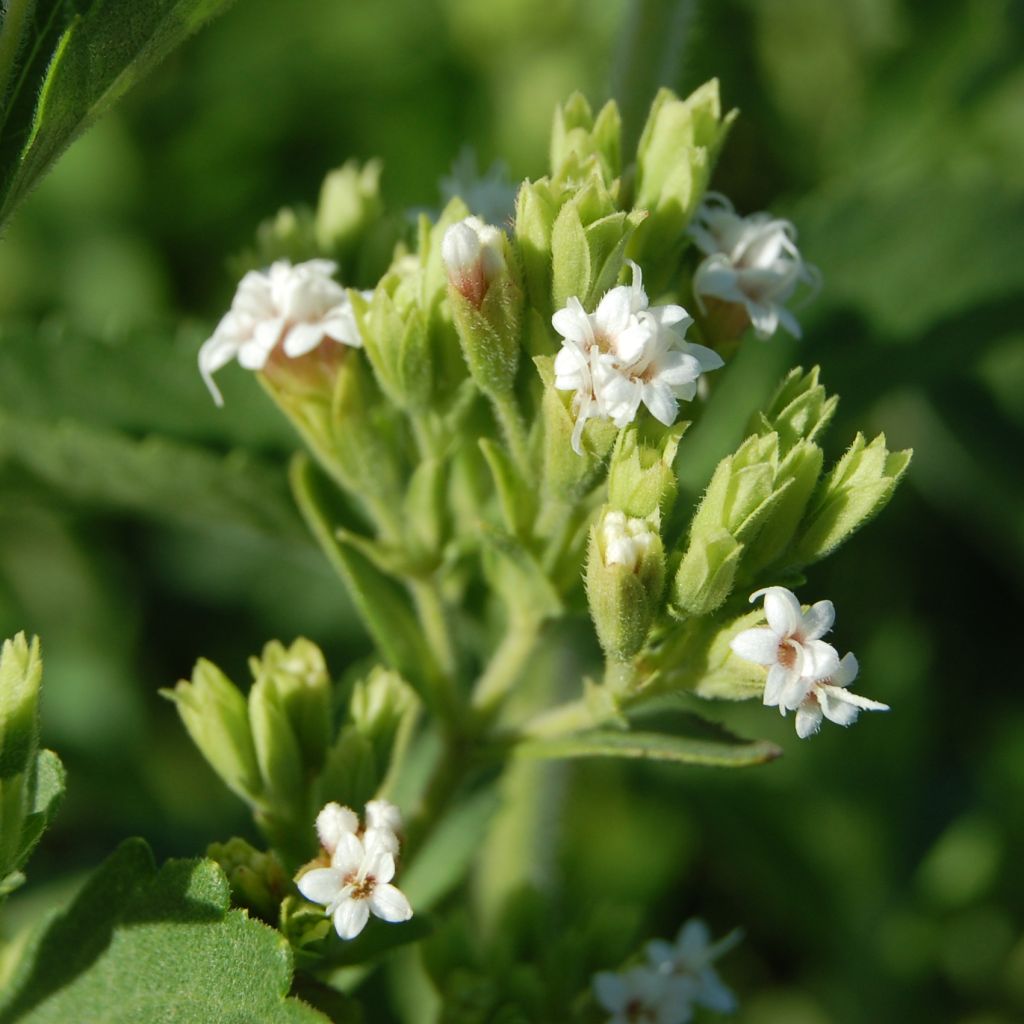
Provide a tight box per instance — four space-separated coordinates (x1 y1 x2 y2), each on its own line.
641 381 678 427
333 897 371 940
763 662 792 707
830 652 859 689
819 684 890 715
729 627 779 665
370 883 413 923
756 586 802 638
795 699 824 738
296 867 344 906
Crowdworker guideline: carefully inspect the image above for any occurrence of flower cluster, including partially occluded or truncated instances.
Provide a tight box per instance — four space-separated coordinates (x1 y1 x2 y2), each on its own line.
730 586 889 738
553 261 723 453
198 258 365 405
689 193 819 340
295 799 412 940
593 919 739 1024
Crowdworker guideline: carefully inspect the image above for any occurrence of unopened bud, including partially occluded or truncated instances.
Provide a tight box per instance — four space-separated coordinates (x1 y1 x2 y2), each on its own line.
441 216 506 308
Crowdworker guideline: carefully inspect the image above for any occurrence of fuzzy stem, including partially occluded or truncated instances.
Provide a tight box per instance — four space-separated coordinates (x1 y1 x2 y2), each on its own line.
408 577 462 722
491 391 532 479
471 618 542 718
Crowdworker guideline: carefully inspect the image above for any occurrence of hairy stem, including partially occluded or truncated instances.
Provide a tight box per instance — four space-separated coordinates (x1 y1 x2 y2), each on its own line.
471 617 542 718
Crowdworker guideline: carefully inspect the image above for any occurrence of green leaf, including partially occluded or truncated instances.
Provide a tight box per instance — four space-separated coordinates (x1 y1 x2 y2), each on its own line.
517 713 781 768
0 839 328 1023
12 749 65 876
0 0 242 229
479 439 533 538
480 527 562 625
0 412 303 540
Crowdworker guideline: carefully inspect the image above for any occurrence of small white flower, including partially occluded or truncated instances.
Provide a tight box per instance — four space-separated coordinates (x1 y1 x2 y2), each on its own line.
199 258 364 406
789 652 890 739
593 965 695 1024
645 919 741 1014
315 802 359 856
552 262 722 454
441 215 506 307
601 511 657 572
689 193 819 340
730 586 840 710
296 829 412 940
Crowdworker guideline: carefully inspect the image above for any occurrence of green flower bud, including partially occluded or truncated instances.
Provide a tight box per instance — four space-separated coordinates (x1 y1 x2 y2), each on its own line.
690 609 771 701
551 178 645 311
443 216 523 398
350 667 418 782
607 423 687 520
586 510 665 662
514 177 563 319
550 92 622 187
748 365 838 453
248 638 332 780
315 159 384 255
0 633 41 781
630 80 737 281
207 837 289 921
230 206 317 276
163 660 262 806
793 433 912 565
672 528 743 617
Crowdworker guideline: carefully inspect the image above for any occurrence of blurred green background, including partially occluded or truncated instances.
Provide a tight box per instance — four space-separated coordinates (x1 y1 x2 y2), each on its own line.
1 0 1022 1021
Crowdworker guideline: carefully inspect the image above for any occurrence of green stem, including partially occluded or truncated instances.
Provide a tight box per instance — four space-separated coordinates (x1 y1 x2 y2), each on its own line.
470 618 541 718
491 391 532 479
516 697 596 739
408 577 461 721
402 735 471 861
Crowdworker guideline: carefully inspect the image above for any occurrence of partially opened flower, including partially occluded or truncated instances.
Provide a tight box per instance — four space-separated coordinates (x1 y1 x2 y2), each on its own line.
199 258 364 405
689 193 819 340
730 586 840 710
789 652 890 739
315 802 359 856
593 964 695 1024
441 215 506 307
296 829 412 940
364 798 403 854
645 919 741 1014
553 262 722 453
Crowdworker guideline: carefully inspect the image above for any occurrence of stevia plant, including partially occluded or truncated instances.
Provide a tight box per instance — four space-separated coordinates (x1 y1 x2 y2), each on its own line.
0 7 911 1014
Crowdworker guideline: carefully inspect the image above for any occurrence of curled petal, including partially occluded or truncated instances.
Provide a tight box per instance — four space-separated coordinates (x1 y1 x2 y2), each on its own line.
800 600 835 641
754 586 802 638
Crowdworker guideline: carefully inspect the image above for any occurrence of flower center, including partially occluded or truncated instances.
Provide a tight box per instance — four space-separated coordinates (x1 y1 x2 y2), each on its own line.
346 874 376 901
625 999 657 1023
777 641 798 669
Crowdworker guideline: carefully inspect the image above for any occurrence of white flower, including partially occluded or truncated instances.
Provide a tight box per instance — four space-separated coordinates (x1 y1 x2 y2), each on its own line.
296 829 412 940
730 586 840 710
645 919 741 1014
441 215 506 306
315 802 359 856
198 258 364 406
552 262 722 454
601 511 657 572
689 193 819 340
593 965 695 1024
789 652 890 739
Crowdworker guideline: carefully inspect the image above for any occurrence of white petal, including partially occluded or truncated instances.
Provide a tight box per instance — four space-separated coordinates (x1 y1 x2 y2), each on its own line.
758 586 801 638
362 839 396 884
333 897 370 940
645 938 676 970
552 299 593 347
283 321 327 358
795 699 823 738
694 968 737 1012
800 600 835 641
593 972 628 1012
730 627 779 666
296 867 344 907
641 381 678 426
799 639 840 681
762 662 791 707
682 341 724 372
331 831 365 875
675 918 710 959
370 883 412 923
746 299 779 339
780 671 813 711
654 350 702 388
819 684 890 715
594 285 633 337
198 334 238 406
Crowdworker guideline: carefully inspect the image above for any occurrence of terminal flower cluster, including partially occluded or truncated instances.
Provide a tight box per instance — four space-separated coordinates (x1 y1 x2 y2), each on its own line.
296 799 412 940
593 918 739 1024
198 258 365 405
553 261 723 453
730 586 889 738
689 193 819 340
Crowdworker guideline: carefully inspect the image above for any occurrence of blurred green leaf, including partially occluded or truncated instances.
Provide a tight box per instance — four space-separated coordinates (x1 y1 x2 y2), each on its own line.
0 838 328 1023
0 0 242 229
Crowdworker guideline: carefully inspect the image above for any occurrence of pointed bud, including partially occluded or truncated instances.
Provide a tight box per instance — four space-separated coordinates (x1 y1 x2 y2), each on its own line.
441 217 506 307
207 837 289 921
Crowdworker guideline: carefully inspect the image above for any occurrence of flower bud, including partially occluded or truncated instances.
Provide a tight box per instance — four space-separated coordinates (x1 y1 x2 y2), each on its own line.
0 633 41 780
586 510 665 662
607 424 687 520
315 159 384 255
443 217 523 398
550 92 622 187
163 660 262 806
747 365 838 454
672 528 743 617
349 667 418 783
207 837 289 921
